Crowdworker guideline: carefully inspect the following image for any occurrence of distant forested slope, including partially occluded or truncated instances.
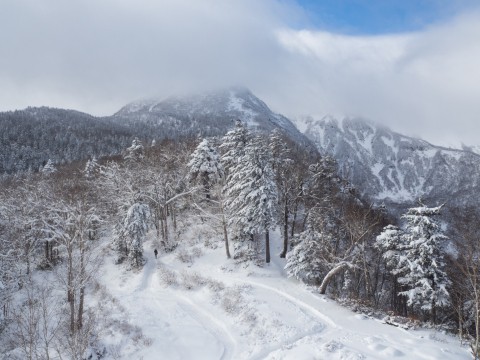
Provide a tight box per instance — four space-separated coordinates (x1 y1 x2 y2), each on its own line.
0 107 134 174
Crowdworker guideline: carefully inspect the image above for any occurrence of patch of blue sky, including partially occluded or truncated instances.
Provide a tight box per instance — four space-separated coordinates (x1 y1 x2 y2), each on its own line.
294 0 480 34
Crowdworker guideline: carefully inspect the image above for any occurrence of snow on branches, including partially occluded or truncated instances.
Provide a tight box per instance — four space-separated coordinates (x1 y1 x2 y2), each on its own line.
187 138 223 199
377 204 450 322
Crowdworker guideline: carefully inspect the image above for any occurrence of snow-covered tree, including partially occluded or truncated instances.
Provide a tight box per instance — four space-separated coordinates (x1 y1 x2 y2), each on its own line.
285 221 325 284
43 199 100 334
220 121 251 259
223 135 278 262
122 203 150 267
188 137 231 258
449 208 480 357
220 120 249 173
42 159 56 175
376 225 407 275
398 204 450 322
269 129 296 258
187 138 223 199
84 157 99 179
124 137 144 162
376 224 411 315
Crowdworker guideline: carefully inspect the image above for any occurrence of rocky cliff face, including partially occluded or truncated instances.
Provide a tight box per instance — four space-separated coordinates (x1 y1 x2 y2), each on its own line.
303 115 480 209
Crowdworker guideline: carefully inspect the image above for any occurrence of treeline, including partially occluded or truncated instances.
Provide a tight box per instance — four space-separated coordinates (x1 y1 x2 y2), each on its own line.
1 122 479 358
0 107 133 175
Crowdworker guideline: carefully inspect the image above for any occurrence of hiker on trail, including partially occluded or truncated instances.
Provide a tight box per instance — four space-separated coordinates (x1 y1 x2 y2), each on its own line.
154 249 158 259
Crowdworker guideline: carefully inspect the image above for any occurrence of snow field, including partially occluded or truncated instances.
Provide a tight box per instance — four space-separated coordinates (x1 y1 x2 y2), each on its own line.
97 227 470 359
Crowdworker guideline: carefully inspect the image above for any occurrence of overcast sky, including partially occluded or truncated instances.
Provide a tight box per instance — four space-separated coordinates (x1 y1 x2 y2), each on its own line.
1 0 480 146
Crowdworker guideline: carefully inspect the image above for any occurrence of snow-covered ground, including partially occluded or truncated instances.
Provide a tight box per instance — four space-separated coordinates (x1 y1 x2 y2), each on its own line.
99 230 470 359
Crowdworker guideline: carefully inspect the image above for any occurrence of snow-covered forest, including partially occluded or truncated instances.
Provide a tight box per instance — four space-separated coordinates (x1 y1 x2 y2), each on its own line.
0 122 477 359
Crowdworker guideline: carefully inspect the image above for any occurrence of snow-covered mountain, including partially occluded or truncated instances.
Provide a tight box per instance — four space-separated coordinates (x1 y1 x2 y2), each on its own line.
302 115 480 208
0 88 316 175
113 87 315 150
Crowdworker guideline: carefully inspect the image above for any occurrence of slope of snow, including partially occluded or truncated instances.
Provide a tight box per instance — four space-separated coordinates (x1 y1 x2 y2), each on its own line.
98 229 469 359
227 90 259 127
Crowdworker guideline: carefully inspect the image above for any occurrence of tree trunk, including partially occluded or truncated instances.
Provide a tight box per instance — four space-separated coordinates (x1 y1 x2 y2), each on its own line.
319 263 349 294
475 291 480 359
160 215 165 241
69 291 75 334
361 246 372 299
172 204 177 233
163 208 169 244
26 240 31 275
280 199 289 258
222 211 231 259
77 239 85 330
265 229 270 263
290 199 298 238
45 241 49 260
431 276 436 324
77 287 84 330
155 207 160 237
67 242 75 334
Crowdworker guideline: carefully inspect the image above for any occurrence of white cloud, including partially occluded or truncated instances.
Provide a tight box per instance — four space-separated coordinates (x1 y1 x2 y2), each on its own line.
272 11 480 146
0 0 299 112
1 0 479 146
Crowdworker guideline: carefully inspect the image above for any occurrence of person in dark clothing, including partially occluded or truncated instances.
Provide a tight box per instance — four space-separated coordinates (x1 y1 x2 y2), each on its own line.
154 249 158 259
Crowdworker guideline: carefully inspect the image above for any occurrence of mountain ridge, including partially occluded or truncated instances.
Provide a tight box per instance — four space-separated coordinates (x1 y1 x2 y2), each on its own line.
0 87 316 175
112 87 314 150
301 115 480 209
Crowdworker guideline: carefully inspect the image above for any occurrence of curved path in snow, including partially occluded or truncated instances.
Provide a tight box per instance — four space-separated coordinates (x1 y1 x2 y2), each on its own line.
109 245 235 360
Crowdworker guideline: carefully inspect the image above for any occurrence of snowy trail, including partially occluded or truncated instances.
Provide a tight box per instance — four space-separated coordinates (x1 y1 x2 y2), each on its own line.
176 294 237 360
107 246 234 360
238 277 338 328
136 254 156 291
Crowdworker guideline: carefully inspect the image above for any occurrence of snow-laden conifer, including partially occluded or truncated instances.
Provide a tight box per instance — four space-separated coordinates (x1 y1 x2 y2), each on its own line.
223 135 278 262
42 159 57 175
123 203 150 267
399 204 450 322
285 222 325 284
269 129 296 258
220 120 249 174
376 224 407 275
124 137 144 161
187 138 223 199
84 157 99 179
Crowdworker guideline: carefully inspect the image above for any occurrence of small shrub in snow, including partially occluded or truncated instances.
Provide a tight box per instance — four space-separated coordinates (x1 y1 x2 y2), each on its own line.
158 266 178 286
143 336 153 347
221 287 245 314
203 237 219 249
107 344 122 360
117 320 136 335
324 340 344 352
176 248 193 264
206 279 225 292
191 246 203 258
131 325 147 345
221 295 239 314
180 270 207 290
240 308 257 325
175 246 203 265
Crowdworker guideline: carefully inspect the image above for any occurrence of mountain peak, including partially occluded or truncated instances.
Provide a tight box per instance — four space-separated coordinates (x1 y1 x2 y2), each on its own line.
113 87 316 151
